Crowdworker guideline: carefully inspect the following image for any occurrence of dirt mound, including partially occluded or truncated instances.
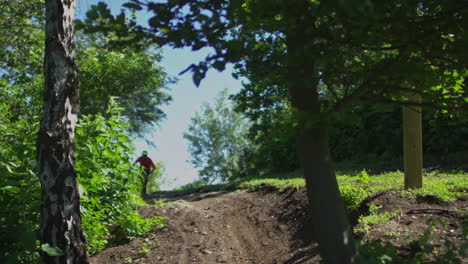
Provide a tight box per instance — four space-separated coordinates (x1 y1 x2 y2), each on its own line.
355 189 467 260
90 186 467 264
90 185 318 264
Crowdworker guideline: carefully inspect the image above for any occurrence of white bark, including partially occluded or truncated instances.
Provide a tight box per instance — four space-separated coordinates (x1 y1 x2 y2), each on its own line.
38 0 89 263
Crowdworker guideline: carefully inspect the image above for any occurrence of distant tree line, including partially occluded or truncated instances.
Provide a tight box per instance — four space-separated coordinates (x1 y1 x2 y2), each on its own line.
185 87 468 184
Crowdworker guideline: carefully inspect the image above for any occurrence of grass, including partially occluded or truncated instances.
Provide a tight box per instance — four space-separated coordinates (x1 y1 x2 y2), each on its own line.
167 169 467 207
238 177 305 191
355 204 402 234
161 180 229 193
400 171 467 202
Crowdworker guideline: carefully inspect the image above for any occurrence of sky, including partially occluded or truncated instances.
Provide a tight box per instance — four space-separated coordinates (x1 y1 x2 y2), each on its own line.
76 0 243 190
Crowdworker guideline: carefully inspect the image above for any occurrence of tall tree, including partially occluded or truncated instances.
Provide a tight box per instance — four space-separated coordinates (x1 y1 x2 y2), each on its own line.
184 89 252 183
37 0 89 262
232 74 300 174
76 33 172 135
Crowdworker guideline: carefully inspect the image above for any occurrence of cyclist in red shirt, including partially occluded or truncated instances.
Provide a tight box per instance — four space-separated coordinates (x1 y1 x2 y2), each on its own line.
134 150 156 195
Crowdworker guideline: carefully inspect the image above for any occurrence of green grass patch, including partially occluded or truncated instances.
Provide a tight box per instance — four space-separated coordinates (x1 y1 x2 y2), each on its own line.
238 178 305 191
337 170 404 192
169 170 467 207
153 199 173 207
170 180 229 193
400 171 467 202
356 205 402 234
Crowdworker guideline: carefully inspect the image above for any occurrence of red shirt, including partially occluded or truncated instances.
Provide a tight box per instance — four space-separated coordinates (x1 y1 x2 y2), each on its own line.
135 156 155 171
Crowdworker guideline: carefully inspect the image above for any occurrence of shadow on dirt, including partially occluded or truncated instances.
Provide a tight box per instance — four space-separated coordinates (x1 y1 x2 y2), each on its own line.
146 188 237 203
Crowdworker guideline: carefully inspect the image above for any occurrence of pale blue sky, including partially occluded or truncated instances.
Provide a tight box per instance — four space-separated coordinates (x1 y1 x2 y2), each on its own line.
76 0 243 190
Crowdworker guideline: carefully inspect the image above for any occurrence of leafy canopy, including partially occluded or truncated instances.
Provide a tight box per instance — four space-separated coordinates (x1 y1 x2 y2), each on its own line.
79 0 467 112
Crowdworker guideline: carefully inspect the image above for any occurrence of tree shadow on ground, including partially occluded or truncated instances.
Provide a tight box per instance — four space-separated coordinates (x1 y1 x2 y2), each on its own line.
144 187 237 203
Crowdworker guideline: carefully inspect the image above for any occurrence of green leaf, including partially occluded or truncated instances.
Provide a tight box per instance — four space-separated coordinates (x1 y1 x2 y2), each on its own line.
2 186 20 194
5 164 13 173
8 161 19 168
160 27 170 34
41 243 64 256
28 169 37 177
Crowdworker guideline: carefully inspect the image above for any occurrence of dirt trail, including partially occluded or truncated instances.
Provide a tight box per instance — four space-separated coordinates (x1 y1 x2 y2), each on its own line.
91 188 317 264
90 186 467 264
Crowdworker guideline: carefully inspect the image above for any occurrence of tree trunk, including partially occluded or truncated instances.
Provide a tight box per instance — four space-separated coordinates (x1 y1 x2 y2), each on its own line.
37 0 89 263
286 34 360 263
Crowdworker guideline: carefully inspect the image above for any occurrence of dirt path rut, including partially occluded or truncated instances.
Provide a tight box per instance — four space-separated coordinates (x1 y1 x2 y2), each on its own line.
90 189 317 264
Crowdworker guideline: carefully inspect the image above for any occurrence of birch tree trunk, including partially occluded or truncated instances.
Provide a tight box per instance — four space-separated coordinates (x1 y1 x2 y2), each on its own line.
37 0 89 263
286 30 360 263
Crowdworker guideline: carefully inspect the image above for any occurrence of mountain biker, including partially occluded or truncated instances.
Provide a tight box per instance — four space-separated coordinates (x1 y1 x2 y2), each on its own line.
134 150 156 195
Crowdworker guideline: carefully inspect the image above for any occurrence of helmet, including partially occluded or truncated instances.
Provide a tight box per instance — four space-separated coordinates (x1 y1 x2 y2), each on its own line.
142 150 148 156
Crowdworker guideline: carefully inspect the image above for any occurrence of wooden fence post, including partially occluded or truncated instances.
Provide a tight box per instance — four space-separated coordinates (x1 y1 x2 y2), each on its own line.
403 93 423 189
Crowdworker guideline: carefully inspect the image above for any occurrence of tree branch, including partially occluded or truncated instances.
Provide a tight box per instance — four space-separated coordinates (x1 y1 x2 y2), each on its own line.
323 80 340 102
358 96 468 110
407 208 457 214
0 24 40 29
331 80 370 112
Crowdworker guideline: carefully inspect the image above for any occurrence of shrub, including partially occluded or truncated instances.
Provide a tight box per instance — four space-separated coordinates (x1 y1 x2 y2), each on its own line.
76 98 159 254
339 170 372 210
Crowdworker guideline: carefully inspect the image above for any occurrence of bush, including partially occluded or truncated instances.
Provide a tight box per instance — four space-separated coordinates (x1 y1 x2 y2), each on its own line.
0 98 41 263
339 170 372 210
116 212 167 238
0 98 163 262
76 98 158 254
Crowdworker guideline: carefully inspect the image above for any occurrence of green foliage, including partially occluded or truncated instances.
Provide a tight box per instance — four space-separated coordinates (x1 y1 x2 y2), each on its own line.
153 199 171 207
355 171 404 193
356 205 402 234
40 244 64 257
0 4 170 259
147 161 165 194
0 0 44 76
184 89 253 183
239 178 305 192
0 93 41 263
116 211 167 238
75 98 160 254
80 210 110 253
359 239 399 264
360 226 467 263
232 81 300 175
138 245 151 255
174 170 466 214
0 97 165 262
174 180 227 193
339 170 372 210
403 226 466 263
76 33 173 135
330 104 468 164
400 172 467 202
175 180 208 191
89 0 468 177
